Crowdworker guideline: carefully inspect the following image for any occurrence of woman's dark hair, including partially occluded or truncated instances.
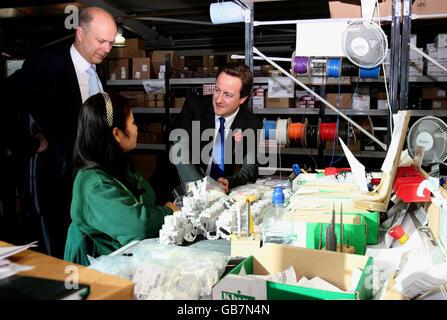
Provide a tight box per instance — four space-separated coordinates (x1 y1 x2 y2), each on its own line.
218 62 253 99
73 92 141 196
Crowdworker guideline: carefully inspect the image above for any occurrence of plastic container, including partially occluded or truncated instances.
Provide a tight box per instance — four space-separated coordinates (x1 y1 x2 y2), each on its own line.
261 187 294 245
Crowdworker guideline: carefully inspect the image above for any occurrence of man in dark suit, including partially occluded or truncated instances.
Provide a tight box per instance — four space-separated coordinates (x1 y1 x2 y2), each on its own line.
4 7 117 258
171 62 262 193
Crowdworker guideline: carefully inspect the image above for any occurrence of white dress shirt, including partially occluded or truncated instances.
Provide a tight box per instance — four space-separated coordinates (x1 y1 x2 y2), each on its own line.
70 44 100 103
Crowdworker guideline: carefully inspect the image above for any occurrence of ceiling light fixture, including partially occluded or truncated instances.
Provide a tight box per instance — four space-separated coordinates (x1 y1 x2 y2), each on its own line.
114 26 126 47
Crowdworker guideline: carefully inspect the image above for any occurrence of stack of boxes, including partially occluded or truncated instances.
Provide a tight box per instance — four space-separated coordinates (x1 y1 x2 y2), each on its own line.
147 93 165 108
422 87 447 110
426 33 447 77
137 122 163 144
295 90 315 109
409 34 424 77
108 38 148 80
252 86 266 109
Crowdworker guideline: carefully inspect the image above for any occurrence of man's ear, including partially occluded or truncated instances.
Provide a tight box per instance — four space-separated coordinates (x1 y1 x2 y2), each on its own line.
76 26 84 41
112 127 121 144
239 96 248 105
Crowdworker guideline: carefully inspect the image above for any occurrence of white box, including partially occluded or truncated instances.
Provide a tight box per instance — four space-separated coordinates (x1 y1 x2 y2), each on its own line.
252 96 264 109
410 34 417 46
427 59 447 76
352 94 370 110
410 48 423 60
435 33 447 48
378 100 389 110
438 48 447 59
409 59 424 75
427 43 435 51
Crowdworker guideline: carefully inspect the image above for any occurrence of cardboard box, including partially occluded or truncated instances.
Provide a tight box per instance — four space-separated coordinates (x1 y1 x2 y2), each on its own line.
329 0 392 18
151 50 176 75
323 211 380 245
266 98 291 108
108 58 129 80
268 69 283 77
174 97 186 108
126 38 145 50
119 90 147 107
413 0 447 15
432 99 447 109
409 59 424 75
132 58 151 79
108 47 146 59
325 93 353 109
212 243 373 300
330 0 447 18
155 100 164 108
292 214 367 255
155 93 165 101
422 87 447 99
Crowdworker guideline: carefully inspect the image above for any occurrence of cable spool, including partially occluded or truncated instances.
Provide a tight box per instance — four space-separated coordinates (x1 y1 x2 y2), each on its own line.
310 58 327 77
263 119 276 140
341 58 359 77
319 122 338 143
360 66 380 79
276 118 291 146
306 124 318 148
291 51 309 77
327 58 341 77
353 116 374 140
288 118 308 147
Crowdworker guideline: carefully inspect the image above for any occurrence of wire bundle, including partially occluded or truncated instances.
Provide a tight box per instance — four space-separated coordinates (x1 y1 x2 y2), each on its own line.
319 122 338 142
288 122 307 146
263 119 276 140
306 124 319 148
327 58 341 77
341 58 359 77
275 118 291 146
352 116 374 140
291 51 309 76
360 66 380 79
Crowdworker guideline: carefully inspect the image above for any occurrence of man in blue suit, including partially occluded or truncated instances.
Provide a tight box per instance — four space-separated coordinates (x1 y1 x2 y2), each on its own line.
4 7 117 258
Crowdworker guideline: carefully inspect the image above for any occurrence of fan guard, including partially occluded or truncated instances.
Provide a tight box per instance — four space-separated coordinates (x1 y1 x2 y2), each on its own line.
342 19 388 69
407 116 447 166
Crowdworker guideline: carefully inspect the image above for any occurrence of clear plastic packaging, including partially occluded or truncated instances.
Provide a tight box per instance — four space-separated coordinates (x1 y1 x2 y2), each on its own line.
88 240 230 300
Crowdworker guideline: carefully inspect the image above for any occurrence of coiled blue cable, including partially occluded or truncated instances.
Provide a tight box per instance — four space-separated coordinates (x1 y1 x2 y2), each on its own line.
263 120 276 139
327 58 341 77
360 66 380 79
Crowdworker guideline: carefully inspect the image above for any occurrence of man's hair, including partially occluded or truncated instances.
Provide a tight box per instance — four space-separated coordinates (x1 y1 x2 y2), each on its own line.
79 8 94 31
218 62 253 98
78 7 115 31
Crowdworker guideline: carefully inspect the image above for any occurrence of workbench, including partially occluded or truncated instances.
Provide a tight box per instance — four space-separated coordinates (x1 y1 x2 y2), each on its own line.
0 241 134 300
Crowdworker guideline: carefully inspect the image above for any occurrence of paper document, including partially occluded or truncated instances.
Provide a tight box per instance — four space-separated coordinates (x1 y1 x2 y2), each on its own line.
0 241 38 260
381 112 406 174
339 138 368 192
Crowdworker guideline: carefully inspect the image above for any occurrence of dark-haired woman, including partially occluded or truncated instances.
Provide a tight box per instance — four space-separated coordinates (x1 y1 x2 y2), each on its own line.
64 92 177 266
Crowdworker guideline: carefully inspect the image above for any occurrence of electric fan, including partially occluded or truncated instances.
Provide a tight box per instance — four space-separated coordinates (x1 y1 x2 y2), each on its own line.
407 116 447 168
341 19 388 69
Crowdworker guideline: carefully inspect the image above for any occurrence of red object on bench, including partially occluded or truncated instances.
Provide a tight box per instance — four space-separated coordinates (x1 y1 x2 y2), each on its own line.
393 166 431 202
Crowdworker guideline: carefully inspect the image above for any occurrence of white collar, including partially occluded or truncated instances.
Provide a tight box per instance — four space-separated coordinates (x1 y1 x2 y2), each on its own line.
215 107 240 130
70 44 92 73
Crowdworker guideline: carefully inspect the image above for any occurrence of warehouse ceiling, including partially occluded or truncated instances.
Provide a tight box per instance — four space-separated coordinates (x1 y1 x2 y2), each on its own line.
0 0 332 58
0 0 446 59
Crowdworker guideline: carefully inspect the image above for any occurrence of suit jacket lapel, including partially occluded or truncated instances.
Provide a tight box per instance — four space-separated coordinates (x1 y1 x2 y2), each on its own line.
64 48 82 106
